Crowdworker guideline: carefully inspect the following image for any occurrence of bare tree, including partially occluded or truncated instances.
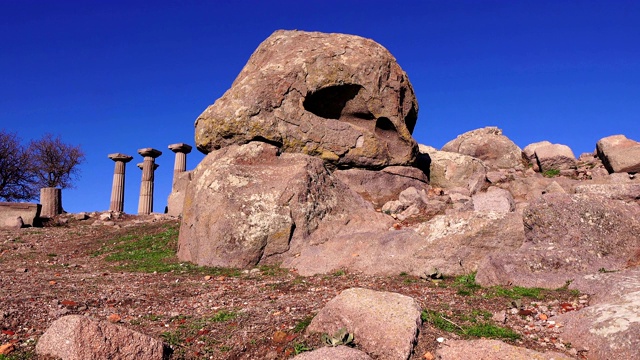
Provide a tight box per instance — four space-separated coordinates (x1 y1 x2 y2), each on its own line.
28 133 85 189
0 130 37 201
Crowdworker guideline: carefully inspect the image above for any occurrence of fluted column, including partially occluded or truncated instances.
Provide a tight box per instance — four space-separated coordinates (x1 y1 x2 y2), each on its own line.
168 143 192 188
137 148 162 215
108 153 133 212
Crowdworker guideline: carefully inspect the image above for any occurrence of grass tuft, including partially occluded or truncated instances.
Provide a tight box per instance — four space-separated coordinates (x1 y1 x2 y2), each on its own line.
93 224 240 276
293 316 314 333
422 309 520 340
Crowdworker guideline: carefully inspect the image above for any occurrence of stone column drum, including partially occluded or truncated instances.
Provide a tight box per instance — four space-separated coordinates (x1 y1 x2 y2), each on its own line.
168 143 192 187
166 143 193 216
40 187 62 218
108 153 133 212
137 148 162 215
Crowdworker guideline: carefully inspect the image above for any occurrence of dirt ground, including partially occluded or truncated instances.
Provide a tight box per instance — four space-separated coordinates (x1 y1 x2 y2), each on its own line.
0 216 587 359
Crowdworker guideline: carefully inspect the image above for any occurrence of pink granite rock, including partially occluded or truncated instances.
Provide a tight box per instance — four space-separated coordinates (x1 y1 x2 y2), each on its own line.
195 30 418 169
178 142 392 268
35 315 169 360
441 127 524 169
307 288 421 360
596 134 640 173
534 143 576 171
436 339 571 359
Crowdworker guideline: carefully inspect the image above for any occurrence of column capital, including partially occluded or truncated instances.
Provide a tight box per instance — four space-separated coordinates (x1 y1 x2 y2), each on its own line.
108 153 133 162
137 148 162 158
168 143 192 154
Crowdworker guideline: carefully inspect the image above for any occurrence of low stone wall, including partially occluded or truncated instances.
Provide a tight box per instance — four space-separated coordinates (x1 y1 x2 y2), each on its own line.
0 202 41 227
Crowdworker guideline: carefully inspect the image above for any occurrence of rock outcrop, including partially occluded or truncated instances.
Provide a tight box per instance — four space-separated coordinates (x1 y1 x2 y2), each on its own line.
596 134 640 173
419 145 487 194
555 268 640 360
476 192 640 288
177 141 392 268
179 30 640 359
534 143 577 171
441 127 524 169
36 315 170 360
195 30 418 169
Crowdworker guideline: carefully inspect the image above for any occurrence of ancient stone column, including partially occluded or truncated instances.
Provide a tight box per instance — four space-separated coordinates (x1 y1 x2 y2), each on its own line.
168 143 192 187
137 148 162 215
40 187 62 218
108 153 133 213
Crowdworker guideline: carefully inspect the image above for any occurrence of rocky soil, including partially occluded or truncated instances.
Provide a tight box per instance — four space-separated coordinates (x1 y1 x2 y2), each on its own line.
1 216 587 359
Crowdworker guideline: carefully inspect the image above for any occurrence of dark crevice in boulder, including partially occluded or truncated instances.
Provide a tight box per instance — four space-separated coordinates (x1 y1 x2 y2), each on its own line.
303 84 363 119
250 136 283 151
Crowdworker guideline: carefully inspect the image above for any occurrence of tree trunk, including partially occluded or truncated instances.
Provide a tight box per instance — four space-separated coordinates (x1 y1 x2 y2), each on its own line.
40 187 62 218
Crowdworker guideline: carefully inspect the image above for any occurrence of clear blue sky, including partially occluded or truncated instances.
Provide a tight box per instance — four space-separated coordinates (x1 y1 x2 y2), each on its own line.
2 0 638 214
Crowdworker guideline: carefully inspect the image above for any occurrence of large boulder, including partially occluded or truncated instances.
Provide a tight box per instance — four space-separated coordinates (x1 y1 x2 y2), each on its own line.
195 30 418 169
419 145 487 194
596 134 640 173
476 193 640 288
441 127 524 169
522 140 552 164
534 143 576 171
35 315 169 360
306 288 421 360
177 142 391 268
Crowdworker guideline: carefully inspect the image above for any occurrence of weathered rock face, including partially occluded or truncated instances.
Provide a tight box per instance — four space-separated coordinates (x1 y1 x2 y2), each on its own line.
177 142 390 268
195 30 418 169
596 134 640 173
420 145 488 194
413 211 524 275
291 346 373 360
557 268 640 360
441 127 524 169
436 339 572 360
472 186 515 213
307 288 421 360
476 193 640 288
333 166 429 207
522 141 552 164
35 315 169 360
575 183 640 204
534 143 576 171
